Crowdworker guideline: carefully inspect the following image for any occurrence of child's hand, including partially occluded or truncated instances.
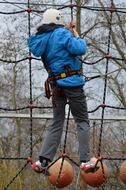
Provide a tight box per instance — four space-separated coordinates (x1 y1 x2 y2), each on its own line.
65 22 79 37
72 28 79 37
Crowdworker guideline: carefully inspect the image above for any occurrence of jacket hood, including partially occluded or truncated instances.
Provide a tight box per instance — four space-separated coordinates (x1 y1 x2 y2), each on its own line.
28 33 51 57
36 23 64 35
27 24 64 57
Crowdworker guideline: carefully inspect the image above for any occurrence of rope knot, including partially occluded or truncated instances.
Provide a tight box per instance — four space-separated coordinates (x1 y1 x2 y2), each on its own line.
68 4 75 8
27 157 32 164
26 8 32 13
28 104 37 109
100 104 106 108
105 54 112 59
27 55 33 60
108 7 116 13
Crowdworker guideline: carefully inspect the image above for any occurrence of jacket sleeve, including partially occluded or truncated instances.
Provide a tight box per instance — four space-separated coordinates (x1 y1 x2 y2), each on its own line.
61 29 87 56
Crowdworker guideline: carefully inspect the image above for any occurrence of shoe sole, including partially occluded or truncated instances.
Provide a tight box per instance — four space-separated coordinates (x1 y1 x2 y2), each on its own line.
84 166 99 173
32 165 50 176
42 168 51 176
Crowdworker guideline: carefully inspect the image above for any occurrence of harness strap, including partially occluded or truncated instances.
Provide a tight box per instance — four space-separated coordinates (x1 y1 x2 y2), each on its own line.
44 79 51 99
44 70 81 99
48 70 82 81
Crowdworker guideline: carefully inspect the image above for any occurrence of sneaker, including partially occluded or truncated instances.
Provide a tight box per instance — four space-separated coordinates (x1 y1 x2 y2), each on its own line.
80 161 99 173
31 160 50 176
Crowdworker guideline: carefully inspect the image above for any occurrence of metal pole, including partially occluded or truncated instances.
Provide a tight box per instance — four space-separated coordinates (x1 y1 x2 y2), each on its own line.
0 113 126 121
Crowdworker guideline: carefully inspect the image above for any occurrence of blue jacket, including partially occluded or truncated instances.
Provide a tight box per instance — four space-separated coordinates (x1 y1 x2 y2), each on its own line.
27 26 87 87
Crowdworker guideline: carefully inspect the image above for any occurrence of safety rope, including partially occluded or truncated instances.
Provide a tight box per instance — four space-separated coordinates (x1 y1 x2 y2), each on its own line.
97 0 114 157
27 0 33 158
0 1 126 12
1 4 126 14
0 55 126 64
0 102 125 114
96 1 115 189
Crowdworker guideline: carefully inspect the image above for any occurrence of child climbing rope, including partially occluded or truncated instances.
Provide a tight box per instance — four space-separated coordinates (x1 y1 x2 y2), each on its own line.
27 8 98 175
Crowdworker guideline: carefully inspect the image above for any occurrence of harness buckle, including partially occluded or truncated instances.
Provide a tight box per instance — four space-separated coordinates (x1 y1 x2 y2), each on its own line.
60 73 66 78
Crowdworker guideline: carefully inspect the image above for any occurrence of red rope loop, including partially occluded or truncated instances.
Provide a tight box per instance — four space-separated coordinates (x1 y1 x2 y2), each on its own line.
27 55 33 60
27 157 32 164
28 104 37 109
67 4 75 8
105 54 112 59
100 104 107 108
25 8 32 13
108 7 117 13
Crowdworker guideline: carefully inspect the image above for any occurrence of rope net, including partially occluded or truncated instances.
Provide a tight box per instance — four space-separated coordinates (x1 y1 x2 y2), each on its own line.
0 0 126 189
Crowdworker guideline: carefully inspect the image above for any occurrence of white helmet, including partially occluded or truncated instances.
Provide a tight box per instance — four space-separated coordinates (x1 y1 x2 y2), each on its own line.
42 8 64 25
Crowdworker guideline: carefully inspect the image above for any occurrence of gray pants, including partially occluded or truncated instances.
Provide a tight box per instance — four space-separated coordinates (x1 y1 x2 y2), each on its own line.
40 86 90 162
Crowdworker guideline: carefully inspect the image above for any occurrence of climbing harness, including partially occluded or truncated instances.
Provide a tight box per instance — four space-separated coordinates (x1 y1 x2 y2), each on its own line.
48 69 82 81
44 69 82 99
44 79 52 99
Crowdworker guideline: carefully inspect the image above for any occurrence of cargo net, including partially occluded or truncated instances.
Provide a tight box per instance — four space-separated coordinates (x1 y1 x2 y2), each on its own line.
0 0 126 189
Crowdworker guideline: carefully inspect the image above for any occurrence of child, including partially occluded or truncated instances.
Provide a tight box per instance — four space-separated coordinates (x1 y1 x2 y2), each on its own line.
28 8 98 175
